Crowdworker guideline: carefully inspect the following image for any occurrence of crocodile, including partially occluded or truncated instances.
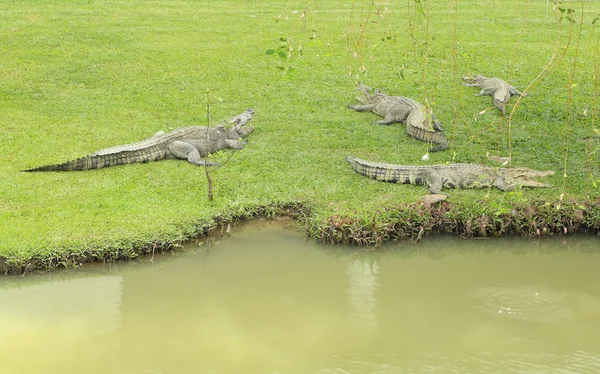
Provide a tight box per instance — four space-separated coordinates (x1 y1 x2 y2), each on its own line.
346 156 554 194
23 108 254 172
462 75 526 116
348 83 449 152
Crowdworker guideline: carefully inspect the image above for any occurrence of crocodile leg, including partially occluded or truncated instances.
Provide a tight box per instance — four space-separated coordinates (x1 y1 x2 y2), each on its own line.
167 141 218 166
375 112 400 125
476 87 497 96
150 131 165 139
425 173 444 194
224 139 247 150
348 104 376 112
508 86 525 96
376 105 411 125
493 178 512 192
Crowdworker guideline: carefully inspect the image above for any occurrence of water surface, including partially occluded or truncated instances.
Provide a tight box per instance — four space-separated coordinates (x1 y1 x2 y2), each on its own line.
1 220 600 374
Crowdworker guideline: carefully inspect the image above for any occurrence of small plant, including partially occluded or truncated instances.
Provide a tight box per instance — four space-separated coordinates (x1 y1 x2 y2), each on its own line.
266 37 293 60
554 0 577 24
265 37 298 77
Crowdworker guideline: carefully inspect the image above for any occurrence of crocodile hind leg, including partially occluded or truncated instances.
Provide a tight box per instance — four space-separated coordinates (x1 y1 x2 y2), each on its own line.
167 141 218 166
150 131 166 139
508 86 526 97
375 113 399 125
376 106 410 125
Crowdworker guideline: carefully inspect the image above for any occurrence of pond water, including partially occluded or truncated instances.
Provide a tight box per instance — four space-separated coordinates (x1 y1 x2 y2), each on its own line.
2 220 600 374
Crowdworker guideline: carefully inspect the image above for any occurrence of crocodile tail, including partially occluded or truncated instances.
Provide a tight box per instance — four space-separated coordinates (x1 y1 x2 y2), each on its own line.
408 127 449 152
23 156 99 172
345 156 418 184
346 156 386 180
23 146 167 172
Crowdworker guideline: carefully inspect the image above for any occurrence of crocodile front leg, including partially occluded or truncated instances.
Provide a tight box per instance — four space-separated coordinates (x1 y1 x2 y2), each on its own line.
348 104 376 112
167 141 218 166
225 139 247 150
425 173 444 194
492 178 512 192
476 87 497 96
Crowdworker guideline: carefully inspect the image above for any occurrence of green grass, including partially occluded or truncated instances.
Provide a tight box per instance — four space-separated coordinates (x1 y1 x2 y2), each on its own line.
1 0 600 271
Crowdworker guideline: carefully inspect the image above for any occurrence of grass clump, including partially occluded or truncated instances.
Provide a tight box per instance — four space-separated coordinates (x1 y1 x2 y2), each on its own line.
1 0 599 273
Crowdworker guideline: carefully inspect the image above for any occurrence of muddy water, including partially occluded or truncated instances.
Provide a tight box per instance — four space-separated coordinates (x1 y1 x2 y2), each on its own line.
1 220 600 374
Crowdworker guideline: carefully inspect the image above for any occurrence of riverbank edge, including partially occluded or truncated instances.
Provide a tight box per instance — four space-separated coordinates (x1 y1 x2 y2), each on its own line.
2 198 599 275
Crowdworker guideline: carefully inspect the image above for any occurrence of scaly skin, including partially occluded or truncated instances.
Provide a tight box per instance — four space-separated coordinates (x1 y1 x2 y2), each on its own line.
23 109 254 172
463 75 525 116
346 156 554 194
348 83 448 152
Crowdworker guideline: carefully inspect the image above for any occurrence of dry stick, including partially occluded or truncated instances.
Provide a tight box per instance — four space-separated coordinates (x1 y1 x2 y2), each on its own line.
345 0 358 77
560 0 582 198
510 0 576 108
406 0 434 149
514 2 580 198
430 7 448 107
346 0 356 51
288 1 316 58
450 0 460 151
589 27 600 197
422 0 431 102
505 0 531 165
406 0 418 65
452 116 503 157
205 91 213 202
354 0 376 72
507 1 575 169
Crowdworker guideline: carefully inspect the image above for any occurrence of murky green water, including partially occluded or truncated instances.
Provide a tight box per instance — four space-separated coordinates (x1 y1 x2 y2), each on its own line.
2 220 600 374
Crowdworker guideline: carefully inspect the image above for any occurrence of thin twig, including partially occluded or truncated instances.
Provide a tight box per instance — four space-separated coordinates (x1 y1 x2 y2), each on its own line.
205 90 213 201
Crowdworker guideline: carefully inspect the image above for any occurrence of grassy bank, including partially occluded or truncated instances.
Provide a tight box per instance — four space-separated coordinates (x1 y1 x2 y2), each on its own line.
1 0 600 273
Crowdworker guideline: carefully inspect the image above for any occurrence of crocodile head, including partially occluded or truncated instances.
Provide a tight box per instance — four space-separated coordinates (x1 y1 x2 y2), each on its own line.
504 167 555 188
227 123 253 140
462 74 487 85
355 83 387 104
227 108 254 140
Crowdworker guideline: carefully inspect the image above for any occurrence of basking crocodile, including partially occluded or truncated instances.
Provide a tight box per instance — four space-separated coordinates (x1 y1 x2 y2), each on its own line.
23 109 254 172
346 156 554 194
463 75 526 116
348 83 448 152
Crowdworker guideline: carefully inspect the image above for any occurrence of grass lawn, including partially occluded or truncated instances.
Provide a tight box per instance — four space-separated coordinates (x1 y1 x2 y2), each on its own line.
1 0 600 272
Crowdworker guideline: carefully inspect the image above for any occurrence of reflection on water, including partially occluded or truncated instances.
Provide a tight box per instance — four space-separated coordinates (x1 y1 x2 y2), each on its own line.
1 219 600 374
